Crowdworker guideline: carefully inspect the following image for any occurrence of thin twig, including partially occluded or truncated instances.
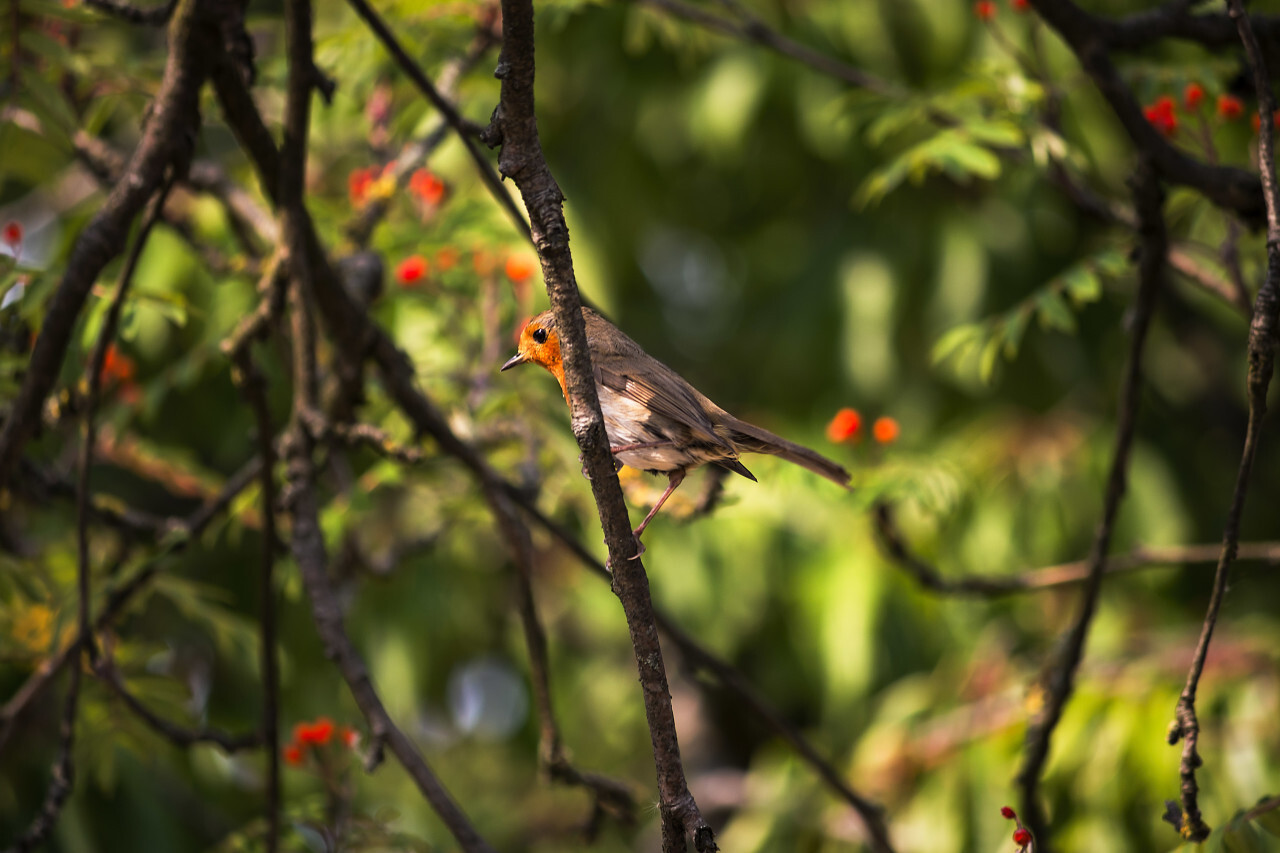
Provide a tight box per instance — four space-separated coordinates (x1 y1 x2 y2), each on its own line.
94 658 264 751
1014 161 1166 851
1165 2 1280 842
486 485 637 835
2 666 82 853
230 347 281 853
629 0 899 96
874 504 1280 596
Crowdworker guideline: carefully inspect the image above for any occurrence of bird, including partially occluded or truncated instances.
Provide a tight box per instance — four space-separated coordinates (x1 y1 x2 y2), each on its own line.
501 306 850 549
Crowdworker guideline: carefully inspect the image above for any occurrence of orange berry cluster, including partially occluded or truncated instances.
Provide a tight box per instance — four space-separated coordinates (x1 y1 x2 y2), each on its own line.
826 408 899 445
1143 83 1248 138
396 248 537 289
281 717 359 767
348 165 447 209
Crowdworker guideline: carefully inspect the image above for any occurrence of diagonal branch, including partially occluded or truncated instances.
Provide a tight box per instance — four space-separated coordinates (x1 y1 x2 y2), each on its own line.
488 1 714 850
94 657 264 752
1165 1 1280 842
1014 159 1166 852
484 485 637 835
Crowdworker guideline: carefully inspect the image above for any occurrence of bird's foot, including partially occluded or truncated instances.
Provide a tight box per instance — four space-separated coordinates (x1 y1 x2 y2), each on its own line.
628 531 647 560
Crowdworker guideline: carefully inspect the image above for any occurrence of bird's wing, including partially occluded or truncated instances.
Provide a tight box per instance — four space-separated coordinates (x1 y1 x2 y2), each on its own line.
594 357 735 452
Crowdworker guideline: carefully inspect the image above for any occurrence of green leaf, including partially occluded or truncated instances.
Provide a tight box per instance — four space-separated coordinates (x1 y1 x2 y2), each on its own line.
964 119 1024 148
1062 266 1103 306
865 103 928 146
1254 804 1280 839
1222 819 1268 853
930 323 984 366
1035 289 1077 333
978 332 1003 384
941 140 1002 181
1001 306 1032 357
853 158 910 208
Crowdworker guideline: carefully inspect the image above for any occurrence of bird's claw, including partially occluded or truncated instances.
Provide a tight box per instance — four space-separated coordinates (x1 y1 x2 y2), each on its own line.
628 531 646 560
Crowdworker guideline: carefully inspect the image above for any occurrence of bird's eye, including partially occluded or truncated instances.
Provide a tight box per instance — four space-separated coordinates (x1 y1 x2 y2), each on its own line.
532 328 548 344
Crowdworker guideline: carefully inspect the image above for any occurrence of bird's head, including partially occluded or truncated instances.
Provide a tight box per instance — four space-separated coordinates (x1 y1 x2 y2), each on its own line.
502 310 567 400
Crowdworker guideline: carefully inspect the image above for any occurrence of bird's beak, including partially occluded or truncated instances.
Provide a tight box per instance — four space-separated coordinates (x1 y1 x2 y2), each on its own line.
501 352 526 372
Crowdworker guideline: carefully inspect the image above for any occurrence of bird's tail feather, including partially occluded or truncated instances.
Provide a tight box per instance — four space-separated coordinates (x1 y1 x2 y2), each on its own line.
723 416 851 487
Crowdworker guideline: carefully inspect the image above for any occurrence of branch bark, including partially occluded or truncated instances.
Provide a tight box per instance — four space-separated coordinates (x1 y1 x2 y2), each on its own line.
1015 159 1166 851
1165 1 1280 841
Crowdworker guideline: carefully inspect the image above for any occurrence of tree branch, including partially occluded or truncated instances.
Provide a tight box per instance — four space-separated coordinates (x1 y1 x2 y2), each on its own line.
874 504 1280 596
229 346 281 853
94 658 264 752
1165 1 1280 841
1015 159 1166 851
485 485 638 835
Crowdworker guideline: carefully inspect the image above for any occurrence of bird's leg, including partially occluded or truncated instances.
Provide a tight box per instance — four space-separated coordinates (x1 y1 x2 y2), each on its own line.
629 469 686 559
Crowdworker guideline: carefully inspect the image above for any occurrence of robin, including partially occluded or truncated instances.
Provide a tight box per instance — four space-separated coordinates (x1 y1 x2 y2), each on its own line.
501 306 850 548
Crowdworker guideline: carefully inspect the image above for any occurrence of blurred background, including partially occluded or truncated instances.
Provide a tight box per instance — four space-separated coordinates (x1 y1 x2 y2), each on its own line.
2 0 1278 850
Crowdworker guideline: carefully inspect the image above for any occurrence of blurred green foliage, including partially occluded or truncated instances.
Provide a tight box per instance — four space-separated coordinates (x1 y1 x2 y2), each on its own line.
2 0 1279 851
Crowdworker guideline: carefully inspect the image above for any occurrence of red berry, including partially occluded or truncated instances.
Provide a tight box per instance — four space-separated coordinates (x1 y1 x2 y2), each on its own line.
409 169 446 205
974 1 995 19
1013 826 1032 846
295 717 335 746
282 743 304 765
348 167 376 205
872 416 900 444
1183 82 1204 110
1144 96 1178 137
1011 0 1030 10
826 408 862 443
396 255 429 286
1218 94 1245 121
100 345 135 384
1001 806 1016 820
2 222 21 247
435 246 459 272
504 254 536 284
